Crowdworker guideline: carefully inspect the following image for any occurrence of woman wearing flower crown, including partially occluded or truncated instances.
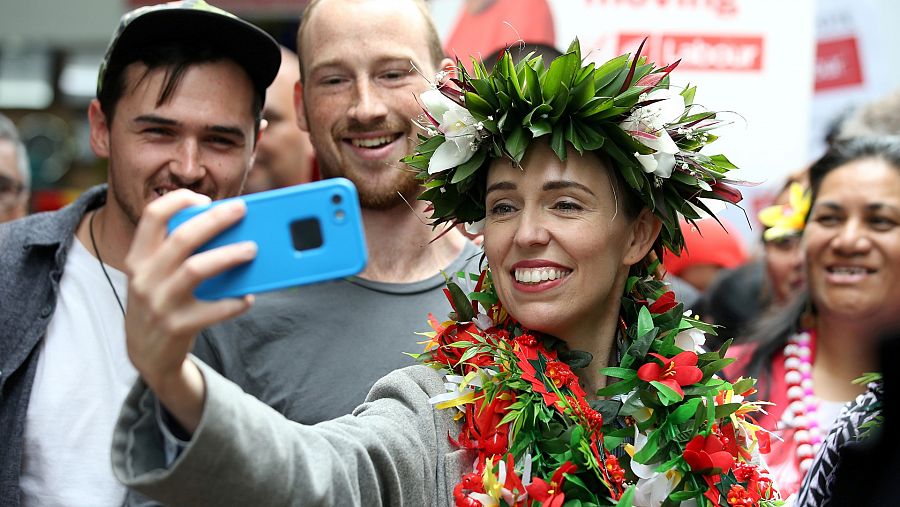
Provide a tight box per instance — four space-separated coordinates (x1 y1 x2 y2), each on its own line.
114 40 780 507
727 137 900 498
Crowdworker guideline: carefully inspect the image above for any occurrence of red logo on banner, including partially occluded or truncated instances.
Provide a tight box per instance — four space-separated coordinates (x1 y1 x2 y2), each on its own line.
618 34 764 72
814 37 863 91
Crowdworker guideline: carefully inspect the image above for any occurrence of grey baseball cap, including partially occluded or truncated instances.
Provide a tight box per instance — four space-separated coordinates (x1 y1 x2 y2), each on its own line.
97 0 280 99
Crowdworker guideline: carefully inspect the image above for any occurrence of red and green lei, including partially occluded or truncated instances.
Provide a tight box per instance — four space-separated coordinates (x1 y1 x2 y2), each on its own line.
415 269 782 507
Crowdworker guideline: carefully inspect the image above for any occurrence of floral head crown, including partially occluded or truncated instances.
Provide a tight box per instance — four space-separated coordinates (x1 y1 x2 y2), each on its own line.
403 39 745 254
758 182 811 242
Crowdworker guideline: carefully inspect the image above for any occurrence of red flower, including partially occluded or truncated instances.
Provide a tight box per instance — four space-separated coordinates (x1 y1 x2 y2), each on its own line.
514 333 538 347
648 290 677 313
454 392 514 457
731 461 759 483
516 343 586 410
683 434 734 475
726 484 754 506
719 423 752 461
431 321 481 366
732 462 768 503
756 429 771 454
755 476 776 500
604 455 626 486
637 351 703 398
526 461 577 507
711 181 743 204
572 397 604 434
453 472 485 507
544 361 577 389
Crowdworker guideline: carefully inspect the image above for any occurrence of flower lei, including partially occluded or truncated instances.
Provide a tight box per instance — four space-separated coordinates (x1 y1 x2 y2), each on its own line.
779 331 823 475
402 38 747 254
415 269 782 507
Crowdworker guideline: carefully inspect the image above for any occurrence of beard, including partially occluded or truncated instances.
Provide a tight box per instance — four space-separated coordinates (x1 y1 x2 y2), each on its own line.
319 157 422 210
312 113 427 210
359 167 422 210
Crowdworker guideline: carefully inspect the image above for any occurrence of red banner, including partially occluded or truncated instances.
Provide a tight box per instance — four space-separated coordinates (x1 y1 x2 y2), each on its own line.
814 36 864 91
618 33 764 72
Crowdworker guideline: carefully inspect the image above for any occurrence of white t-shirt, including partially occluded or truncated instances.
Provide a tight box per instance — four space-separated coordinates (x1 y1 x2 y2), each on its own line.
19 237 135 506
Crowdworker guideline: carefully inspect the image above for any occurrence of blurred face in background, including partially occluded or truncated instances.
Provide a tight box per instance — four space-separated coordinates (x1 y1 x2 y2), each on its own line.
762 180 805 302
245 48 315 193
805 158 900 328
0 139 27 222
763 233 804 303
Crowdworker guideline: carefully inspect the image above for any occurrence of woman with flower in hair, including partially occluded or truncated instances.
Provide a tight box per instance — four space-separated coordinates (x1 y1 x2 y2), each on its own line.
757 176 810 307
727 137 900 498
700 174 810 349
113 40 780 507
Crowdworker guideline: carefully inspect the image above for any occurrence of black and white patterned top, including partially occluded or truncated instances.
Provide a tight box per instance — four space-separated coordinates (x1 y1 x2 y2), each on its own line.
792 381 883 507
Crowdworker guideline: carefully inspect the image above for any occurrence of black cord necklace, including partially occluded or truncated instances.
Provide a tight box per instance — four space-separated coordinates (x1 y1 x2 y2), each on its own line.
88 210 126 317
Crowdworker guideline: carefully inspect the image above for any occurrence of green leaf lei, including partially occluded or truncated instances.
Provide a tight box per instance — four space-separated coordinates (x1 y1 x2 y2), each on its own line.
402 38 748 255
415 269 782 507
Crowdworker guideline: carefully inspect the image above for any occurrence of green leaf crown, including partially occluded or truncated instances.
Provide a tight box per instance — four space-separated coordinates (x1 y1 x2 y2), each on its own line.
403 38 746 254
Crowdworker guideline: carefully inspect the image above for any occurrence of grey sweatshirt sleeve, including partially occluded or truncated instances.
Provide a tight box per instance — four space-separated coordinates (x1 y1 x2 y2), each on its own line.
111 360 469 507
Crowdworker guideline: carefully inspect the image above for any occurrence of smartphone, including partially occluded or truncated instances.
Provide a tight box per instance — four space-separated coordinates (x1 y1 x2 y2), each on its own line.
167 178 367 300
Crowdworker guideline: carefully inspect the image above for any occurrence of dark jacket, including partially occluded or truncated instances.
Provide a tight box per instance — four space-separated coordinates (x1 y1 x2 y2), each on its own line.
0 185 106 506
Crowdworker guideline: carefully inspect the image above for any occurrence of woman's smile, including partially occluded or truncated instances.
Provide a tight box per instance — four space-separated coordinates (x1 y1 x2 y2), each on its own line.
511 261 573 292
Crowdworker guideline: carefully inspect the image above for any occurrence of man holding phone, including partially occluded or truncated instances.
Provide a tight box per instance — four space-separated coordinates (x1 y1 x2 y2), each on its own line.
0 1 280 505
188 0 482 424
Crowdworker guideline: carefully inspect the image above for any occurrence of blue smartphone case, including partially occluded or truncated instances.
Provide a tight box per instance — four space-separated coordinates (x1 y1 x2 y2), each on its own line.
167 178 368 300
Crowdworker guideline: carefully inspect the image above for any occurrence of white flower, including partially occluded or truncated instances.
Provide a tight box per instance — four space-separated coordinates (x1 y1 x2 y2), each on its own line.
421 89 483 174
633 469 682 507
473 311 493 331
620 88 685 179
674 327 706 352
629 428 657 479
628 426 681 507
616 388 653 422
465 218 485 236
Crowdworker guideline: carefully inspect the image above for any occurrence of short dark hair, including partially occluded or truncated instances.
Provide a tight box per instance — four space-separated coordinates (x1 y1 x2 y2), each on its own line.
97 41 264 137
809 136 900 200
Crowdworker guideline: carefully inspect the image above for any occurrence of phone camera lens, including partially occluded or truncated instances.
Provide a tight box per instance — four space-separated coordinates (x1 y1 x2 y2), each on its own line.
331 194 342 205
